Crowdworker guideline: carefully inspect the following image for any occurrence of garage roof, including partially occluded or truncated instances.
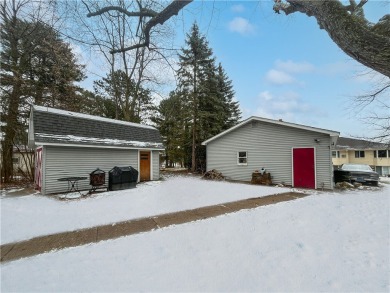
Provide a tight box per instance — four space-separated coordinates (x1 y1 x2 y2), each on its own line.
28 105 164 150
202 116 340 145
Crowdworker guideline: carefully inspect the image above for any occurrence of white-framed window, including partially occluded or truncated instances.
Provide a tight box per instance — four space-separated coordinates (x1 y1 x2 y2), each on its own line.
237 151 248 165
355 150 365 158
378 150 388 158
12 157 19 164
332 151 340 158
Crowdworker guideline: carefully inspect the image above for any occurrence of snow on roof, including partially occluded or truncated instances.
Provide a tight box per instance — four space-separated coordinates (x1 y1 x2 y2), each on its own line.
35 133 164 149
33 105 156 130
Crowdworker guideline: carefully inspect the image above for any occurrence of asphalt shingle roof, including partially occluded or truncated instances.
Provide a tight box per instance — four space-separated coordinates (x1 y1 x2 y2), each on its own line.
30 105 163 149
335 137 388 150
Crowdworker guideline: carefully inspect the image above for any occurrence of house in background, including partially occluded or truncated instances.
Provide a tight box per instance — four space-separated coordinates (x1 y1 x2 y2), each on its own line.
28 105 164 195
333 137 390 176
202 116 339 190
12 145 34 177
0 145 34 179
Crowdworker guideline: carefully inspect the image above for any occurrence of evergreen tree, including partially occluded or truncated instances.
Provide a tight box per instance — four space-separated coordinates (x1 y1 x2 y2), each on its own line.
152 91 187 167
93 70 154 123
0 15 85 183
216 63 241 129
177 22 215 172
78 89 118 119
155 22 241 172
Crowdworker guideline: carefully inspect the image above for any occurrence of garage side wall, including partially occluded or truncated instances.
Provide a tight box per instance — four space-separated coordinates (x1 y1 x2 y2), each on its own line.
43 146 138 195
206 121 333 189
152 150 160 180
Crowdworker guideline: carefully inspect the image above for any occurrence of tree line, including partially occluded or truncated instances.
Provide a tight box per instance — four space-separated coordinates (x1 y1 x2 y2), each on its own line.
2 0 389 183
153 23 241 172
0 0 240 182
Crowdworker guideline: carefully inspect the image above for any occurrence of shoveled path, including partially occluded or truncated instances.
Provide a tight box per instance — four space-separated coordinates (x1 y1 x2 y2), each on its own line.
1 191 308 263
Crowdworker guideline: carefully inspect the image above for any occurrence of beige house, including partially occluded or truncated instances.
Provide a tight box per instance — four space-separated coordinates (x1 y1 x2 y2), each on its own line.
0 146 34 178
332 137 390 176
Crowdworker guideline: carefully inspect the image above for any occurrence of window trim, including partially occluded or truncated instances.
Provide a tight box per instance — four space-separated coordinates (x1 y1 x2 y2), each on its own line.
355 150 365 158
237 151 248 165
332 151 340 158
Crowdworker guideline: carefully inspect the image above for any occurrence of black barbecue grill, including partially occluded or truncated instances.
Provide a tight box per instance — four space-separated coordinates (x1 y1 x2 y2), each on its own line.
108 166 138 191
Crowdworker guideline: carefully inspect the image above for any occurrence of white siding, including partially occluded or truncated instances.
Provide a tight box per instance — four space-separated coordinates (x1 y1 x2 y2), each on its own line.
43 146 138 195
206 121 334 189
152 150 160 180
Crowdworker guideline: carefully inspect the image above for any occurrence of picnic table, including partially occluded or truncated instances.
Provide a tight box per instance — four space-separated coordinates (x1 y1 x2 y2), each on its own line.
57 177 87 193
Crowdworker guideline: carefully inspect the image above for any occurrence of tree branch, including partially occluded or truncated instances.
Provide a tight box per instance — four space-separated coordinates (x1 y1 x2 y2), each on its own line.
87 6 157 18
87 0 193 54
345 0 368 14
356 0 368 10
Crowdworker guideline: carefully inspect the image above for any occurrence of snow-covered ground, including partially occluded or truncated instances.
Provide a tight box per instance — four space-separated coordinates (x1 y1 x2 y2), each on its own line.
1 178 389 292
1 176 291 244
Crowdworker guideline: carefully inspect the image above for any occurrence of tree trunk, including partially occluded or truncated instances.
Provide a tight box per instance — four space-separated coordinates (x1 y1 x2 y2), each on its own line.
191 63 198 173
191 115 196 172
1 9 22 183
1 82 21 183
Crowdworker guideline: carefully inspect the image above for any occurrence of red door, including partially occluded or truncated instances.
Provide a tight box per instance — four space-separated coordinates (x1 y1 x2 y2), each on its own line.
293 148 315 189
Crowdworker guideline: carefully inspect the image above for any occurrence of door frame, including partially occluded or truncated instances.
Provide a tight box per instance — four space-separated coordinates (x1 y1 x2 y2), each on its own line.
35 146 43 191
138 150 153 181
291 147 316 189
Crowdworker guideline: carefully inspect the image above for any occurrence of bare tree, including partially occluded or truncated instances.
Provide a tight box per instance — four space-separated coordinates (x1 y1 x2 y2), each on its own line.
86 0 191 52
88 0 389 79
352 73 390 144
63 0 178 122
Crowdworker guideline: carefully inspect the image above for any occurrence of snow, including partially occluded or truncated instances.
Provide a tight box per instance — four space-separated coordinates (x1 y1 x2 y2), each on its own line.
35 132 164 148
33 105 156 130
0 176 290 244
1 188 24 195
1 180 389 292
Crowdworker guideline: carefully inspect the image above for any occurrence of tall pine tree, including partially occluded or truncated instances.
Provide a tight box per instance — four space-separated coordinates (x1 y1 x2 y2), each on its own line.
216 63 241 130
152 91 188 167
0 15 85 182
155 22 241 172
177 22 215 172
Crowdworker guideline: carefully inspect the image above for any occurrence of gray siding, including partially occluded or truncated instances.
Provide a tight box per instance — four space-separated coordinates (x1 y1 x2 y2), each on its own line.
152 150 160 180
43 146 138 195
206 121 333 189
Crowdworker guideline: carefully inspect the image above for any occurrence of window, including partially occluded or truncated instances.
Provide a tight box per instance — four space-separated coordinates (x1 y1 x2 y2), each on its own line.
332 151 340 158
237 151 247 165
12 157 19 164
355 151 365 158
378 150 388 158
